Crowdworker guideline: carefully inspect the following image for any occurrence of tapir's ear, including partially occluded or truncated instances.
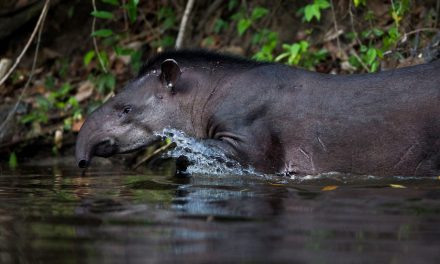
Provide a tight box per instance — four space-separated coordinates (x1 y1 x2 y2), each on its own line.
160 59 181 92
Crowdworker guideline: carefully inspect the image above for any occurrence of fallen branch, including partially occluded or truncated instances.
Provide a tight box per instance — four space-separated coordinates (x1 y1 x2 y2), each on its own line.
0 0 50 86
400 27 440 43
349 49 370 72
175 0 195 49
0 0 49 141
134 141 176 169
329 0 342 57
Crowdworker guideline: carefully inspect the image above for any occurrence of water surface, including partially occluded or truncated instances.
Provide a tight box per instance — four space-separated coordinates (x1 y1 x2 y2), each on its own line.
1 161 440 263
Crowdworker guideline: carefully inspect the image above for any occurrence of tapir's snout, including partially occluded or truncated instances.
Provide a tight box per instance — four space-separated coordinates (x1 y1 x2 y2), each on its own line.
76 136 118 168
75 134 92 168
78 158 90 168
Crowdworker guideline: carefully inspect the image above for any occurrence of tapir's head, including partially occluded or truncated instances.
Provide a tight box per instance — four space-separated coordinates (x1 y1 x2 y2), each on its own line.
76 59 187 168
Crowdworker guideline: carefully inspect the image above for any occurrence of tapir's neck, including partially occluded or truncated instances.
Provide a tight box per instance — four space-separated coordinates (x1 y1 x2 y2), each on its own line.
173 67 240 139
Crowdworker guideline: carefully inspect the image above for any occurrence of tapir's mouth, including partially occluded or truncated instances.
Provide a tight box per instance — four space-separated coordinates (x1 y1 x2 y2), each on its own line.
77 138 118 168
77 136 163 169
77 136 162 168
94 138 118 157
117 136 162 154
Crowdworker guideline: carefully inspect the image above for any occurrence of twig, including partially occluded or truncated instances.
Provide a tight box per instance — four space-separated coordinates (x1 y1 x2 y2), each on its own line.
403 28 440 38
348 0 362 46
0 0 49 140
329 0 342 57
0 0 50 86
176 0 195 49
121 0 129 31
349 49 370 72
91 0 108 73
134 141 176 169
195 0 222 33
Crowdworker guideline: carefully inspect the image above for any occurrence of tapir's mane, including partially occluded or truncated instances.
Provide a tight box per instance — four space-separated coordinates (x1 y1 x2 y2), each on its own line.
138 49 267 77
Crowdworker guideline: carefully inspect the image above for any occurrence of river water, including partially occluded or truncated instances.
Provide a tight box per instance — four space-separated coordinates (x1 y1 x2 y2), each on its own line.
0 158 439 264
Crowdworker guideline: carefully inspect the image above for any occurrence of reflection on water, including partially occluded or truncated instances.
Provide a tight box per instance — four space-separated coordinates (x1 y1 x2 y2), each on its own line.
0 161 440 263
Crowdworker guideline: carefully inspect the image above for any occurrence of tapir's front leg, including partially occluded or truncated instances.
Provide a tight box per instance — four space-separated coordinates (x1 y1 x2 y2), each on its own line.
202 128 283 173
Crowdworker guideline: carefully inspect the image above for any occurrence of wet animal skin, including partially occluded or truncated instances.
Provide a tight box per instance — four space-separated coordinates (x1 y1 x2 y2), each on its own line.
76 50 440 176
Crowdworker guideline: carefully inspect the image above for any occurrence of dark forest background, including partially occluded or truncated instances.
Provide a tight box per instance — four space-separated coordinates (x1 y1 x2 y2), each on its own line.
0 0 438 167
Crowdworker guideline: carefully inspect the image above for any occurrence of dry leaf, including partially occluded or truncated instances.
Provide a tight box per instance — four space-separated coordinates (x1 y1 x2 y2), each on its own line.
54 129 63 149
75 81 94 103
321 185 338 191
390 184 406 189
72 119 84 132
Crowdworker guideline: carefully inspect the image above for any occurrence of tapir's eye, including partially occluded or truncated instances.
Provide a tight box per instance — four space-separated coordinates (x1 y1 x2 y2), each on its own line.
121 105 132 115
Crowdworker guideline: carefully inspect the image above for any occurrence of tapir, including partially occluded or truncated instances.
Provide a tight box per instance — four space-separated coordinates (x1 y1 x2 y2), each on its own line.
76 50 440 176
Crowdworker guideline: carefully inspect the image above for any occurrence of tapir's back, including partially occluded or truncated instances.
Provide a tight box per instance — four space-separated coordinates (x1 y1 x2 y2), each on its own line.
225 61 440 176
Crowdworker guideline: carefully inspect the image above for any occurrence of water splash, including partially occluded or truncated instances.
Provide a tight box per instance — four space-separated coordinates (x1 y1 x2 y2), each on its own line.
155 129 258 176
155 129 438 182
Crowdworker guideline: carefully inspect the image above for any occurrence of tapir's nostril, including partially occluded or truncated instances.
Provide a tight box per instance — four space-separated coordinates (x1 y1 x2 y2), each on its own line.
78 159 89 168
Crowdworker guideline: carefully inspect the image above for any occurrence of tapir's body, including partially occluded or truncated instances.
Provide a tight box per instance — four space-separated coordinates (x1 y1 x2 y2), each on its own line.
76 50 440 176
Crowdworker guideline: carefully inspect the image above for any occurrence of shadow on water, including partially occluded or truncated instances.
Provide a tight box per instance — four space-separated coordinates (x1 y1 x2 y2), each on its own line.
0 158 440 263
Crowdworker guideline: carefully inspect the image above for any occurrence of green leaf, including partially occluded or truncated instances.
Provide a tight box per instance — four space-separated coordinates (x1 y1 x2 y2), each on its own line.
101 0 119 5
299 40 309 52
20 114 37 124
36 96 51 110
388 26 400 40
214 19 227 33
228 0 238 11
230 12 242 21
114 46 134 56
157 7 175 30
315 0 330 9
125 0 139 23
55 101 66 109
370 61 379 72
376 49 384 59
9 152 17 169
360 45 367 53
98 51 110 69
287 44 301 64
237 19 251 36
83 50 95 66
361 29 372 39
163 17 175 30
59 83 72 97
275 53 289 62
130 50 142 72
105 74 116 91
372 28 384 37
96 73 116 94
67 6 75 18
160 36 175 47
304 5 320 22
91 29 113 37
353 0 366 7
67 96 79 108
366 48 377 65
251 7 269 20
91 11 114 19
